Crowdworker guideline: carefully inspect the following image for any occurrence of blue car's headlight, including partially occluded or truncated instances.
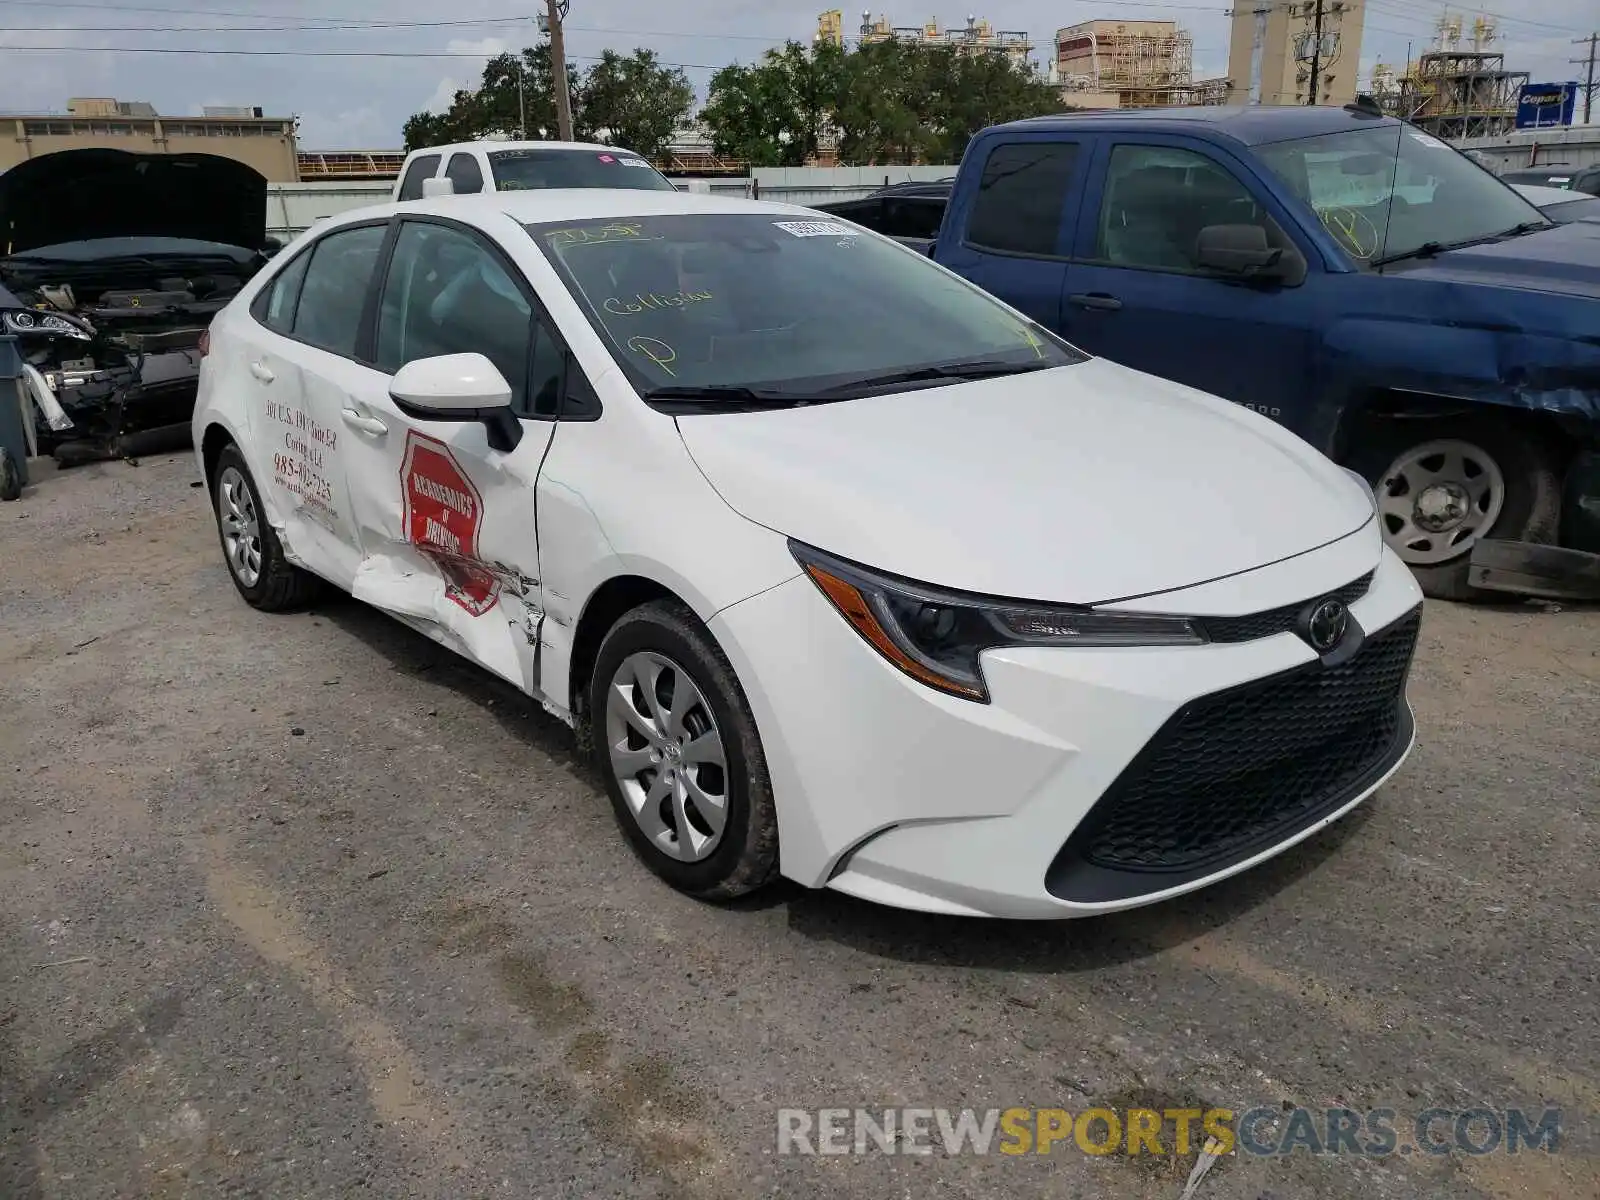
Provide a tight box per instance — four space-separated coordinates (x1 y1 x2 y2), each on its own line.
3 309 93 340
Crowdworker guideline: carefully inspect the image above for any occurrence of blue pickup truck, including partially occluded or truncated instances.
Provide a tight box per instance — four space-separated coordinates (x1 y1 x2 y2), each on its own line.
824 104 1600 601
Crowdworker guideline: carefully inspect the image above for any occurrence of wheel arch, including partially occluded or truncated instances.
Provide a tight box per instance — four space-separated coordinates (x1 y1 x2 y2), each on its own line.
567 574 687 723
200 421 236 490
1331 388 1582 471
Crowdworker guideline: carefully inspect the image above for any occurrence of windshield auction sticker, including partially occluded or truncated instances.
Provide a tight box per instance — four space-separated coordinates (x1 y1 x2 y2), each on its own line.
772 220 856 238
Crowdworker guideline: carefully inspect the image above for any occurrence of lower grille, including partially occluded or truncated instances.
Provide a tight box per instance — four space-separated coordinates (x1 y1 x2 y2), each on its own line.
1049 606 1420 897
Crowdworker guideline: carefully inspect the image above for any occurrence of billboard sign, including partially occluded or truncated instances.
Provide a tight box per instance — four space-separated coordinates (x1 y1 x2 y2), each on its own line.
1515 82 1577 129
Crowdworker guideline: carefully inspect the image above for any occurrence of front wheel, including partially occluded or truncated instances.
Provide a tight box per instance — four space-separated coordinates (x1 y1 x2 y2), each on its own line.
1352 415 1562 602
588 599 779 900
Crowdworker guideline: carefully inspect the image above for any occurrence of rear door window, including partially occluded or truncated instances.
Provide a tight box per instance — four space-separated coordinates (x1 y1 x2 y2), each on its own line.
445 152 485 195
291 223 388 358
966 141 1081 256
397 154 441 201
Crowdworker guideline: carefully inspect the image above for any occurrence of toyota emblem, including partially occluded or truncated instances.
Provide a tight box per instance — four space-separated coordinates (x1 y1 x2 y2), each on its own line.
1302 598 1349 653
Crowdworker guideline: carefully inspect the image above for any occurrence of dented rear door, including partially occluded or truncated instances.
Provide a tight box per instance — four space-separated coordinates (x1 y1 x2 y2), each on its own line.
339 216 558 695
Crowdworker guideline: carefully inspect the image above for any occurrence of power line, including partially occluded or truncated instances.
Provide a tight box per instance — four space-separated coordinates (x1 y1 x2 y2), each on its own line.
0 17 534 32
0 42 726 67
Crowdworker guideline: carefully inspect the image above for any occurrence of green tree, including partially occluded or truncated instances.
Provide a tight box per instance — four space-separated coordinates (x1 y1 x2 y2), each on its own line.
701 40 844 167
581 49 695 159
702 38 1061 167
401 44 584 150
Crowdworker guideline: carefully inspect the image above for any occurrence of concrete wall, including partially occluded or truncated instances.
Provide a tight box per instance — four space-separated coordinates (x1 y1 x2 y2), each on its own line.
1456 125 1600 172
264 166 966 240
266 182 390 241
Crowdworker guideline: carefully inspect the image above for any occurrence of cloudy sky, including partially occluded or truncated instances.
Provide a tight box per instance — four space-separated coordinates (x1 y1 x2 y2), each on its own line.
0 0 1592 148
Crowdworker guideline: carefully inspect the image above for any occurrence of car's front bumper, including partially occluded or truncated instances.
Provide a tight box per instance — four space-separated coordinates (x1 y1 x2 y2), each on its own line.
709 529 1423 919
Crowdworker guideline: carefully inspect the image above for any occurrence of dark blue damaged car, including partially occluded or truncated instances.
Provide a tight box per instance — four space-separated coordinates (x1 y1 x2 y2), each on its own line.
834 102 1600 600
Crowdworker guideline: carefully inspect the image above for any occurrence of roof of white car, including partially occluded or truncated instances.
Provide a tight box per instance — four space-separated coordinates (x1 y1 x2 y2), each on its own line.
408 139 628 157
340 188 816 229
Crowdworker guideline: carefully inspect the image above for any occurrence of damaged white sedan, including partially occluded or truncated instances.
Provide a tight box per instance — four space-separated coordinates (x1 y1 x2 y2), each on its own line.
195 189 1423 919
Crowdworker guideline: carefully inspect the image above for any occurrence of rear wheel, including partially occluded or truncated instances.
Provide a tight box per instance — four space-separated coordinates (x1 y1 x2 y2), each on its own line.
588 599 779 900
211 444 322 610
1351 415 1562 601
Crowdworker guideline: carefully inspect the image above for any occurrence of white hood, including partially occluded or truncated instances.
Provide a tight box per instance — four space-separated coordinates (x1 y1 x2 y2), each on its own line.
675 358 1374 605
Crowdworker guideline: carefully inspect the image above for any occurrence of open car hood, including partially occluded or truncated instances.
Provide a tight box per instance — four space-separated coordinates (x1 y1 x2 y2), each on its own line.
0 148 268 256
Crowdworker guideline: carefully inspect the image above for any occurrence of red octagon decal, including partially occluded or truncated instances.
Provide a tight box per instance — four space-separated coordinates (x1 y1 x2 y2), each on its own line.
399 430 500 616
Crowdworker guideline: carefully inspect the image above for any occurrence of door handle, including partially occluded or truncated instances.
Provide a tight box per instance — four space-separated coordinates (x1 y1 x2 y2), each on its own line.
249 361 275 383
1068 293 1123 311
340 408 388 436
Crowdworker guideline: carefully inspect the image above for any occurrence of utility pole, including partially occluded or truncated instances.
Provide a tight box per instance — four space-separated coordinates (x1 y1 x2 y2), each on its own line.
545 0 575 141
1305 0 1325 105
1574 33 1598 125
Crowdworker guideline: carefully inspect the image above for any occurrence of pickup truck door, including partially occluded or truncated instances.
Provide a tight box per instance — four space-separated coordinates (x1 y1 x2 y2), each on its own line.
935 133 1092 331
1060 135 1322 429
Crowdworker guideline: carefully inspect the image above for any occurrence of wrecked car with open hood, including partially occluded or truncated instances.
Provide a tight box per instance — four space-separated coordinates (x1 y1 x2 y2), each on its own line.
0 147 274 463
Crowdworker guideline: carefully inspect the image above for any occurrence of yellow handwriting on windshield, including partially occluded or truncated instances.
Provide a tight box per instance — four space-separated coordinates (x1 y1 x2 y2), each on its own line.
604 290 713 316
626 336 677 377
546 222 647 246
1021 326 1045 359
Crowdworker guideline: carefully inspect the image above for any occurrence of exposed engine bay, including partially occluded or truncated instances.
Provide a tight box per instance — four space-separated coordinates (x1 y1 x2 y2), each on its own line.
0 147 273 464
3 249 262 462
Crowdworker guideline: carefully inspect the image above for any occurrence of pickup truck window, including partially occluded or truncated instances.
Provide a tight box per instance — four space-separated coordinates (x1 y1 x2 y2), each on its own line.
445 152 485 195
488 148 678 192
397 154 440 202
1094 144 1286 274
1256 125 1548 266
967 142 1080 257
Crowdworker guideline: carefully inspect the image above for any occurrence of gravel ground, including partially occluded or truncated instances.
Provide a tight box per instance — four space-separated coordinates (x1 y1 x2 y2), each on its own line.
1 454 1596 1200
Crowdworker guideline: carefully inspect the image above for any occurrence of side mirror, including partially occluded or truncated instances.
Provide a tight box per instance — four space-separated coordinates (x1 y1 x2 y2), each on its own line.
1195 224 1303 286
421 176 456 198
389 353 522 451
925 240 937 257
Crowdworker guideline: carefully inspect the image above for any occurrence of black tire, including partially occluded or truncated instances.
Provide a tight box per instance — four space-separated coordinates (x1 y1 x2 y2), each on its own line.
588 598 779 900
211 443 323 611
1349 414 1563 602
0 448 20 501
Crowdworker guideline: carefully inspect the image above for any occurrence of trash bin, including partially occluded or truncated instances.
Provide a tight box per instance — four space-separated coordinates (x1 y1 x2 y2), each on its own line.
0 334 30 499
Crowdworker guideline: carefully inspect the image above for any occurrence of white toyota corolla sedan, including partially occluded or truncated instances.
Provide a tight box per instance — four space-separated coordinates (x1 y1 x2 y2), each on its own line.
193 188 1423 919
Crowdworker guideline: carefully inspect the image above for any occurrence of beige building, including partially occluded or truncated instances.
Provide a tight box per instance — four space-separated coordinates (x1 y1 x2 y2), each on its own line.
1226 1 1367 107
0 97 300 181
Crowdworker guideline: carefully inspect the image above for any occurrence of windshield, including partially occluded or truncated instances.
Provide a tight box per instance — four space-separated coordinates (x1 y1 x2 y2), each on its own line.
489 149 677 193
526 213 1082 402
1256 125 1549 266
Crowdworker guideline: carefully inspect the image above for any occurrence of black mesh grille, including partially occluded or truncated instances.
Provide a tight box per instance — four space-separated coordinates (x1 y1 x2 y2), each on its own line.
1200 571 1375 644
1067 606 1420 876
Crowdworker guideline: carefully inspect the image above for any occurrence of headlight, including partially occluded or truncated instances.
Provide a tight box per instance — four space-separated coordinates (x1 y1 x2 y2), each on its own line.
790 541 1206 703
3 309 93 340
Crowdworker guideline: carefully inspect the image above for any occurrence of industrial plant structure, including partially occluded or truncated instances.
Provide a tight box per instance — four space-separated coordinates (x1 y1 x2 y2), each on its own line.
815 10 1032 65
1049 20 1230 109
1371 15 1527 139
1226 1 1368 106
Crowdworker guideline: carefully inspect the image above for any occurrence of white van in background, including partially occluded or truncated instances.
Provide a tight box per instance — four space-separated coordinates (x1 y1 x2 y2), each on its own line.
392 141 679 201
